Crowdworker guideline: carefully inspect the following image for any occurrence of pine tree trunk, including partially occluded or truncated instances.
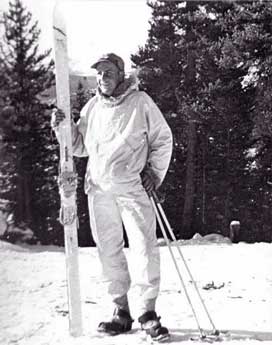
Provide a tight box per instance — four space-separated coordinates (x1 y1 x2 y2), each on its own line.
23 173 33 225
180 24 197 239
224 129 231 235
202 138 207 231
16 172 24 224
15 158 32 226
181 119 197 239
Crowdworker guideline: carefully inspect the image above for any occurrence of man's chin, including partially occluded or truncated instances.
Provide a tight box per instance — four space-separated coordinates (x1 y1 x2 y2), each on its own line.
101 88 113 96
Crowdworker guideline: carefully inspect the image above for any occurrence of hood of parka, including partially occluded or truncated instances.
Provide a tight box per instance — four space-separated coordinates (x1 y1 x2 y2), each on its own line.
96 72 139 107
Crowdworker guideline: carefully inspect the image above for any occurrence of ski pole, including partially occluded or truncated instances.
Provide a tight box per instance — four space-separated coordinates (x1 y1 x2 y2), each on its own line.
150 196 205 338
151 191 219 336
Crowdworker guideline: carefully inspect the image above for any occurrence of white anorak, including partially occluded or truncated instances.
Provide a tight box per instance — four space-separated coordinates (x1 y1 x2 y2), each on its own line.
71 75 173 194
68 75 173 314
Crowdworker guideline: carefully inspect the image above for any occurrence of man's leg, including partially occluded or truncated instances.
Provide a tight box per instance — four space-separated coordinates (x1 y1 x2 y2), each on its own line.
116 189 160 314
88 190 131 312
116 188 169 340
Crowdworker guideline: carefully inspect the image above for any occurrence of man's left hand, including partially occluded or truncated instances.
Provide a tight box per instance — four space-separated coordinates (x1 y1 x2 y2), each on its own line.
141 168 159 194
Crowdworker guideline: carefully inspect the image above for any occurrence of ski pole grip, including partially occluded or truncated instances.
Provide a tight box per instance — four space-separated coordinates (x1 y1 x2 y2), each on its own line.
151 190 161 204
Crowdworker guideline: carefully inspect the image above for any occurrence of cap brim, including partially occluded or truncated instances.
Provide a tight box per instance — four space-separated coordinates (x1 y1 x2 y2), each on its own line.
91 58 110 69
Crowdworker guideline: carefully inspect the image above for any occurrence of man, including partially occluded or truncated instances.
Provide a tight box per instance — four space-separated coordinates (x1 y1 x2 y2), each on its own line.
51 53 173 340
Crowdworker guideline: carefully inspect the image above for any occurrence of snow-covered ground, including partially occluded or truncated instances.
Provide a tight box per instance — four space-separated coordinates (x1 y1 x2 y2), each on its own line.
0 239 272 345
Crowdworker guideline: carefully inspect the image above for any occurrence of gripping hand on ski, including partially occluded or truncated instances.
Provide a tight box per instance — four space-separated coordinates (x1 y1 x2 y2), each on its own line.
50 107 66 130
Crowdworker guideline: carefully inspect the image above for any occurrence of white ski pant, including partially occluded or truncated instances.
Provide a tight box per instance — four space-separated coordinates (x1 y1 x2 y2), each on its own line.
88 188 160 314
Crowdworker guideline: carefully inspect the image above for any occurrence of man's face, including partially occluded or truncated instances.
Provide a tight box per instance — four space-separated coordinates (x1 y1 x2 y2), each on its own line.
96 61 123 96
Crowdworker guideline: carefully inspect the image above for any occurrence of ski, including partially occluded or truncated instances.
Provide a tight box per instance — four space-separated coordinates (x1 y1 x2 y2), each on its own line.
144 333 171 344
53 0 82 337
94 330 171 344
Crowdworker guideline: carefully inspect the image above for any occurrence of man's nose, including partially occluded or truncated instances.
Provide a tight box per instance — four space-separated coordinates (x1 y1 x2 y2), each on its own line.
100 72 108 80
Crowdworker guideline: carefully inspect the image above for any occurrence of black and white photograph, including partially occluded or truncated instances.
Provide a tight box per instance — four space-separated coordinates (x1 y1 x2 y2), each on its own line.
0 0 272 344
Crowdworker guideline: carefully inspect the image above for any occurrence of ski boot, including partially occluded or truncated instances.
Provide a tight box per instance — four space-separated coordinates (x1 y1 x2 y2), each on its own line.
138 311 170 342
97 308 134 335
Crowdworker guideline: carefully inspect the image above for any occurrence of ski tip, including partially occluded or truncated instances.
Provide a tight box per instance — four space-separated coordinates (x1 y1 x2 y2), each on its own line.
53 1 66 36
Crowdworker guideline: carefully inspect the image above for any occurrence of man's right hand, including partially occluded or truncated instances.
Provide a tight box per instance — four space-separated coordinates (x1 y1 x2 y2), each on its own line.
50 108 66 130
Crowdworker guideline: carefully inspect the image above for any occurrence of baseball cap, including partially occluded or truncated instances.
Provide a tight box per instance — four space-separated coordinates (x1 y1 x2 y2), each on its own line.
91 53 125 72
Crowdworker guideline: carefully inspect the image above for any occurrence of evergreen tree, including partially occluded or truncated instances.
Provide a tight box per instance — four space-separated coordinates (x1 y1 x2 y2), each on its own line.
132 1 189 237
236 0 272 241
0 0 59 242
132 1 270 241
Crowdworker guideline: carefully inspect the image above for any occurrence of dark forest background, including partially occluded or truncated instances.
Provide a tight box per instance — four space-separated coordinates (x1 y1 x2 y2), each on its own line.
1 0 272 246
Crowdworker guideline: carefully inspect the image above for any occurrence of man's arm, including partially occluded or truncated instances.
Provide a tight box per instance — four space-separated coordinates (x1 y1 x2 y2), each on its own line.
51 97 95 157
142 92 173 188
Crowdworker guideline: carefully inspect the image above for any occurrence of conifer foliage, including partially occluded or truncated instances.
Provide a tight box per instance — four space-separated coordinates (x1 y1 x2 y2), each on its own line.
0 0 59 243
1 0 272 245
132 0 272 241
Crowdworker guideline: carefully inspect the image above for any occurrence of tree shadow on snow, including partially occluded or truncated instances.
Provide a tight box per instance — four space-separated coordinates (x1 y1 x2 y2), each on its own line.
169 328 272 342
0 240 66 253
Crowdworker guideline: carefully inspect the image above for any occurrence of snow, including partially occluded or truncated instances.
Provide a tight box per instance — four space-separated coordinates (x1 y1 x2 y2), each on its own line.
0 239 272 345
